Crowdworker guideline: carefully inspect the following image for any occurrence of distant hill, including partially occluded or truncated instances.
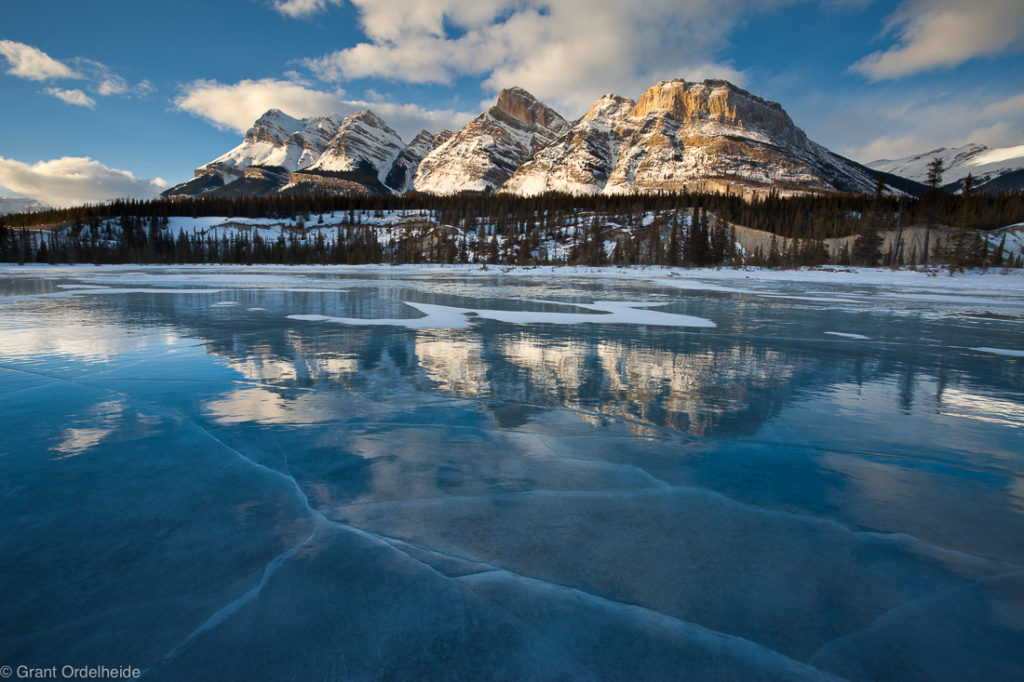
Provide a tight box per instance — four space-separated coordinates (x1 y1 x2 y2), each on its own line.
0 197 48 216
868 143 1024 193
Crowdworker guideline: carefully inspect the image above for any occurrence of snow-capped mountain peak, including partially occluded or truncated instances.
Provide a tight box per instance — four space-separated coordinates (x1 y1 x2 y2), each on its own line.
310 110 406 184
581 94 636 124
412 87 570 194
198 109 341 182
248 109 304 142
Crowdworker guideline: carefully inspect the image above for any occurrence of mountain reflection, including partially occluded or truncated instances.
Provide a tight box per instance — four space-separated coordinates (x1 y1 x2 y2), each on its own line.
14 278 1017 442
200 321 812 437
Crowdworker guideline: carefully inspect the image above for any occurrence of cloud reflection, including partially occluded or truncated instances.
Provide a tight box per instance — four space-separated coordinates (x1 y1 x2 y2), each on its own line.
51 399 124 458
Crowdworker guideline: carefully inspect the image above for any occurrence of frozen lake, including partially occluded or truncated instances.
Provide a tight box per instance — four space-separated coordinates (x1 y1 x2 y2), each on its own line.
2 264 1023 680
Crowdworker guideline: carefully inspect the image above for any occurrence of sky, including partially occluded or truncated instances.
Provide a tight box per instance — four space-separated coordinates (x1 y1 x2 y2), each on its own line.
1 0 1022 206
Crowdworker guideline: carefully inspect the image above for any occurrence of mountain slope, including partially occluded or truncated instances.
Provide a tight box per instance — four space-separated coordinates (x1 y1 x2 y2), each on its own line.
205 110 340 181
387 130 454 194
413 87 570 194
868 143 1024 193
502 94 636 196
308 111 405 182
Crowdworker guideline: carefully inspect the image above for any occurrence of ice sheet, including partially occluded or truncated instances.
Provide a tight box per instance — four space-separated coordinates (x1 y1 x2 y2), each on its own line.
2 264 1022 679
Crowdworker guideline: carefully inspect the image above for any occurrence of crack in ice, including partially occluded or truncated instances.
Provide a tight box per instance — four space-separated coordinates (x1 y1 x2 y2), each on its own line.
807 569 1024 667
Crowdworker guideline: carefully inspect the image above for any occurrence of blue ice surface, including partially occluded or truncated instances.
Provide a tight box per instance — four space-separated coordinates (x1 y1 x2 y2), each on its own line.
1 265 1023 680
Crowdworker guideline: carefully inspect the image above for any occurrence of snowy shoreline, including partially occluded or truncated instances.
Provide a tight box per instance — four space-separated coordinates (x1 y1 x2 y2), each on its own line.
3 262 1023 291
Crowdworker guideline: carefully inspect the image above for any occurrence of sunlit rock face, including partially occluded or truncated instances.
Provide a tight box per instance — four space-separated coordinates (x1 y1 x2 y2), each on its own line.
503 79 880 198
309 111 405 179
494 86 568 131
413 87 570 194
502 94 636 196
607 79 838 195
206 109 341 181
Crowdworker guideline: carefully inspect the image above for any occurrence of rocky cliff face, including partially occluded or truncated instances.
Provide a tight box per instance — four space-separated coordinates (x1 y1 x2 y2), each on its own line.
385 130 453 194
504 79 878 197
412 88 569 194
502 94 635 195
309 111 406 185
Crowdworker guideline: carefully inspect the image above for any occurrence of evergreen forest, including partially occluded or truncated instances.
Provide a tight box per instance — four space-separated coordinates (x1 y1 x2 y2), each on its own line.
3 187 1022 269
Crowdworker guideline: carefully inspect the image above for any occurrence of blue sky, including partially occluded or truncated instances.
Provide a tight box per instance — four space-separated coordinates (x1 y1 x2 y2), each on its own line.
1 0 1022 206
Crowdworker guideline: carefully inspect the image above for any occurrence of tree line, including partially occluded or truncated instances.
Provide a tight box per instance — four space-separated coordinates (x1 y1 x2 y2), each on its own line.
2 184 1022 268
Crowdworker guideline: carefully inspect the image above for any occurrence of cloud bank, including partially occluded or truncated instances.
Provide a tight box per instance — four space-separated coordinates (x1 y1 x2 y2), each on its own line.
0 157 168 208
851 0 1024 80
303 0 759 116
174 78 474 140
0 39 79 81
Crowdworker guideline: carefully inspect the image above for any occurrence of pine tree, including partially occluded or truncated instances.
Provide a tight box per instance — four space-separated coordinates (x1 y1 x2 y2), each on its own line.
923 157 945 267
667 217 681 266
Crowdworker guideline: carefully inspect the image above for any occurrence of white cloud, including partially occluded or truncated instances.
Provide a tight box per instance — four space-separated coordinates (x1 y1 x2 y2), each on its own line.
0 156 168 208
0 40 80 81
0 41 153 105
96 78 126 96
851 0 1024 80
175 78 347 133
72 58 155 98
964 121 1024 150
174 77 474 140
43 88 96 109
983 93 1024 118
304 0 780 117
271 0 342 18
811 88 1024 162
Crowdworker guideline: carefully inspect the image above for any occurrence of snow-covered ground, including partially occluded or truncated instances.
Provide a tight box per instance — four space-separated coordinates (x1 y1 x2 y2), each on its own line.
4 261 1023 290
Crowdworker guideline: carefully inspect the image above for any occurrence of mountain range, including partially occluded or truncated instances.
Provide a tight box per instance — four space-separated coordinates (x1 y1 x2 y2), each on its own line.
162 79 1015 200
